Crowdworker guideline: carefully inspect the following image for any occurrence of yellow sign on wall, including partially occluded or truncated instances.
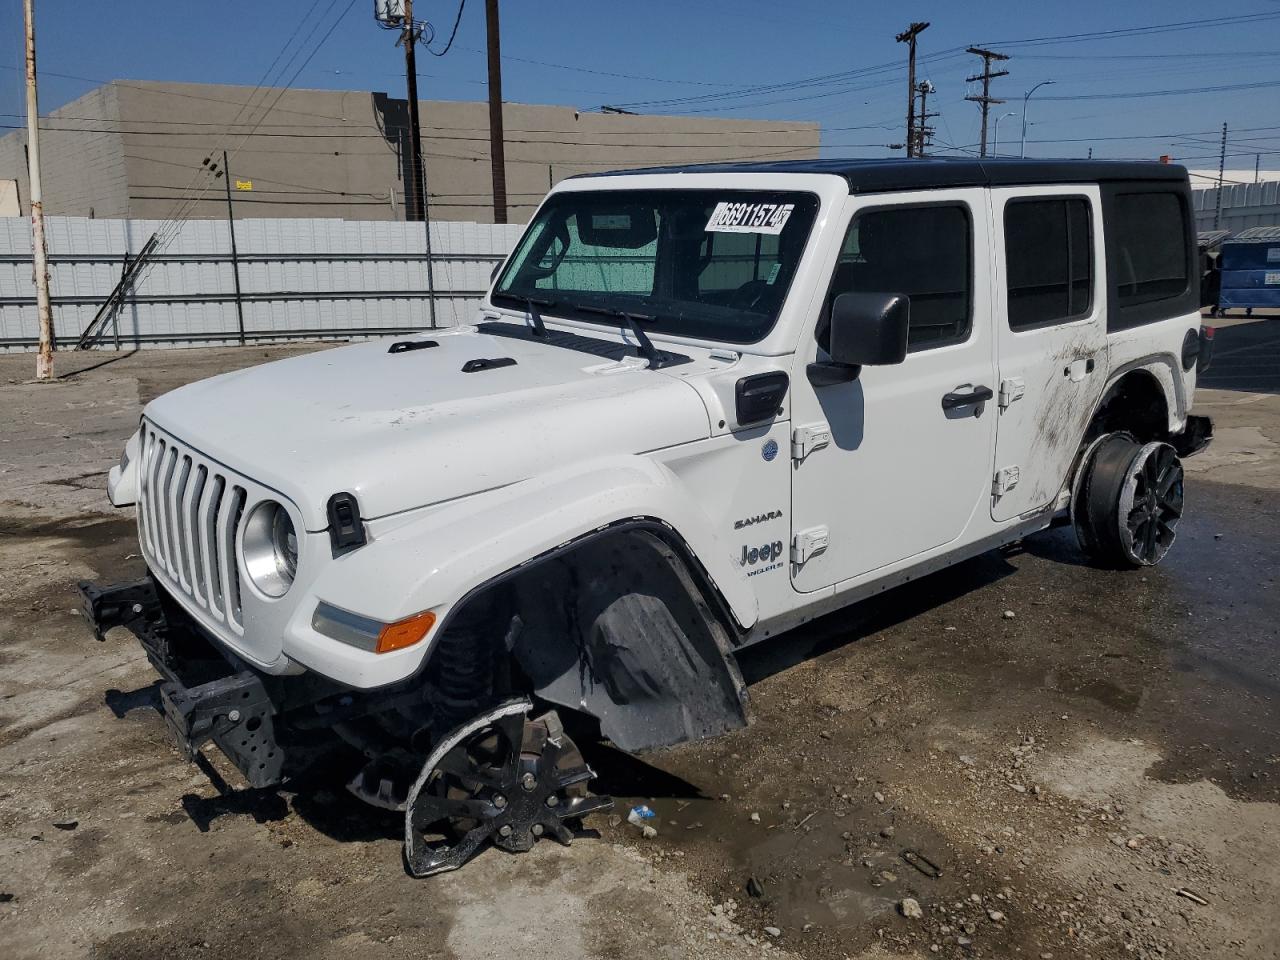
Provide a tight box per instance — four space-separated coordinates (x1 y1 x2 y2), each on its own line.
235 180 253 191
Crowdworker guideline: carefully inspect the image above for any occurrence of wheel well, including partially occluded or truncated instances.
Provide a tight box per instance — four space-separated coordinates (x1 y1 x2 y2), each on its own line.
426 524 749 752
1087 371 1170 444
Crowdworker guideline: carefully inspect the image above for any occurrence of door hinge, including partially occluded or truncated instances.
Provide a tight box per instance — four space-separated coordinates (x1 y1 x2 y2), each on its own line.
998 377 1025 410
791 526 829 564
993 465 1020 498
791 422 831 461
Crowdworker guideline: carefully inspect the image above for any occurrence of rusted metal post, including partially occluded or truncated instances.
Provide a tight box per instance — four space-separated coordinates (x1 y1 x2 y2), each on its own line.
222 151 247 345
25 0 54 379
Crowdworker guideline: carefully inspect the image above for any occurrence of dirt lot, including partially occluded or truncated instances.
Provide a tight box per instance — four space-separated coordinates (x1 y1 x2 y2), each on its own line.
1 318 1277 960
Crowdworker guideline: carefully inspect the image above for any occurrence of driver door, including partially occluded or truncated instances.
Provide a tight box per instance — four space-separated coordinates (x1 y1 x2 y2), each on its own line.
790 190 998 593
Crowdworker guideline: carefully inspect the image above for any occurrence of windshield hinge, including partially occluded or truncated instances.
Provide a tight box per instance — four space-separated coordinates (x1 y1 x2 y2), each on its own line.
791 526 829 565
791 422 832 461
998 377 1025 410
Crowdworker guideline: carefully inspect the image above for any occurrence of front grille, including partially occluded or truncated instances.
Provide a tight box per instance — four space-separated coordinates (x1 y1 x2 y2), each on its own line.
137 423 247 634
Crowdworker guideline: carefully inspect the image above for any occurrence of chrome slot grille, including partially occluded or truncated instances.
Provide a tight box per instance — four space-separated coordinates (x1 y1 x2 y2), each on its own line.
137 424 246 634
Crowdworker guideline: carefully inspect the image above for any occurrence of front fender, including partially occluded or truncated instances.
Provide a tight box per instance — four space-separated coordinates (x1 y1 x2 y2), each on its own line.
292 456 757 687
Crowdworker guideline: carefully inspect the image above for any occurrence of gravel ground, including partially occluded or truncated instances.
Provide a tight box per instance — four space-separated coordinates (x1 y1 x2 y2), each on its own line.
1 319 1277 960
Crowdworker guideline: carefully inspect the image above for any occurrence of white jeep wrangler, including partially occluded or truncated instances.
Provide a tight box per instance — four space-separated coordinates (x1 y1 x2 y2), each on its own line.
82 158 1213 875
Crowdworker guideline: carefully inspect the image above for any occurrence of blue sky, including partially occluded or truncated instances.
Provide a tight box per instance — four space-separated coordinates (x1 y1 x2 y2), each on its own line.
4 0 1280 180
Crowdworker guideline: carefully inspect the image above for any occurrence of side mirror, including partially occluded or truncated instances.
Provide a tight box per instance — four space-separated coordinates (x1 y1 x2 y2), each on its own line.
829 292 910 366
808 292 910 387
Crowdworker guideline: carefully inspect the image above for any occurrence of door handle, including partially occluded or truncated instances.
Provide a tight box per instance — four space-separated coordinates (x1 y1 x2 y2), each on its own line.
941 385 994 410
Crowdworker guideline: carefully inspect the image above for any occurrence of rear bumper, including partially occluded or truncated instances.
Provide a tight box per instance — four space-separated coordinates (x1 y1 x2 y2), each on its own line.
1172 414 1214 458
78 576 286 787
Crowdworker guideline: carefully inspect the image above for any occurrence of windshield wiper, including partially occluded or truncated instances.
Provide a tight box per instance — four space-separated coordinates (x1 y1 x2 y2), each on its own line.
576 304 666 369
494 293 555 337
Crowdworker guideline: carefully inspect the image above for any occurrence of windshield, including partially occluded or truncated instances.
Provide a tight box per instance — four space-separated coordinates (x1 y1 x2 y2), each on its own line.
493 189 820 344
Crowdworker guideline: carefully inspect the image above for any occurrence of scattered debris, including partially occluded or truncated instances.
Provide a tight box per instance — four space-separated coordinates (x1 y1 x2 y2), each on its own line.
1176 888 1209 906
746 876 765 899
627 805 655 828
52 820 78 831
1003 610 1016 620
641 825 658 840
902 849 943 878
749 812 761 823
0 893 14 904
874 791 886 803
900 898 924 920
764 926 781 938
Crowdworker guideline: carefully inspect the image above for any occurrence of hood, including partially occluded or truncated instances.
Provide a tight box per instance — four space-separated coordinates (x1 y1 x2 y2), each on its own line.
143 326 712 530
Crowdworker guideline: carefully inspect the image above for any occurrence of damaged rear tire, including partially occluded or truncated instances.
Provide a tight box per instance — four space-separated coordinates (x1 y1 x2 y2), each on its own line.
1073 433 1184 568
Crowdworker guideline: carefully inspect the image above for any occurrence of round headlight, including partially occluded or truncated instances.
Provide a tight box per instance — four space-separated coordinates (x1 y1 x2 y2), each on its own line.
242 500 298 598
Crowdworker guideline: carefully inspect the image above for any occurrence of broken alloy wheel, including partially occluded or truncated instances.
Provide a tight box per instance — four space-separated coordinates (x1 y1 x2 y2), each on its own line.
403 697 613 876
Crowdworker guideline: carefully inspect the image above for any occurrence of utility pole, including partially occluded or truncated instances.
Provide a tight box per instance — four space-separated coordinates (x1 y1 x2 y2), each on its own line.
401 0 426 221
24 0 53 380
896 22 929 158
1214 122 1227 230
220 151 247 345
916 80 937 158
965 47 1009 158
484 0 508 223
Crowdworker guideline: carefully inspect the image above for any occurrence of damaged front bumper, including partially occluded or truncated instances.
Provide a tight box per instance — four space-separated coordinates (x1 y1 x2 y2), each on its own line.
78 577 288 788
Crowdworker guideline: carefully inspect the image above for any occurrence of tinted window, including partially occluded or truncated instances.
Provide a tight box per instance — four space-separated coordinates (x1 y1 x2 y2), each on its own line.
1004 198 1093 329
1111 192 1188 307
495 190 819 344
827 204 972 351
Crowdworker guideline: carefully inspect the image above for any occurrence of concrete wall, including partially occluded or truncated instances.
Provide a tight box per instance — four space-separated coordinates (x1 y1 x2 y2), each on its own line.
0 215 524 351
0 85 130 218
0 82 820 224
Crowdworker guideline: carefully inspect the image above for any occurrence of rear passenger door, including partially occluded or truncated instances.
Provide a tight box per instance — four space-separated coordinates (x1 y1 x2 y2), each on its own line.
990 186 1108 522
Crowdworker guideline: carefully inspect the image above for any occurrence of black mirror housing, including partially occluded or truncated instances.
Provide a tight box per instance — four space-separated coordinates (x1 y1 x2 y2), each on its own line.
829 292 910 367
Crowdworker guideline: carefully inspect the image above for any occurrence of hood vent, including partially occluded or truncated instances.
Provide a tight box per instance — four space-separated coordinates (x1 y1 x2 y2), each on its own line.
388 340 439 354
462 357 517 373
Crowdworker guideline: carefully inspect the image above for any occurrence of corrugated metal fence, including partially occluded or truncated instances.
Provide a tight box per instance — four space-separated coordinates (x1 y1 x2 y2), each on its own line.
1193 179 1280 233
0 216 525 351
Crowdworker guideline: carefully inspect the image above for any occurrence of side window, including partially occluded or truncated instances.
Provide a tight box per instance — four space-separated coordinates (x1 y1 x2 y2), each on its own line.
1004 197 1093 330
1111 192 1189 307
826 204 972 351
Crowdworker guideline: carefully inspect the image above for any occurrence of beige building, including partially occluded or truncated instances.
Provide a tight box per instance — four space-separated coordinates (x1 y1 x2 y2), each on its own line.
0 81 819 223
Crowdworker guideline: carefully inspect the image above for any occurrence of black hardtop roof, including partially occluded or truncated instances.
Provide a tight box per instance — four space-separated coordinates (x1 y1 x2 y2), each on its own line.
575 157 1188 193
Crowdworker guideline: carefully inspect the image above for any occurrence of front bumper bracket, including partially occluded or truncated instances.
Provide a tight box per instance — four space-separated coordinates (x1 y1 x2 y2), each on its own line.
78 577 286 789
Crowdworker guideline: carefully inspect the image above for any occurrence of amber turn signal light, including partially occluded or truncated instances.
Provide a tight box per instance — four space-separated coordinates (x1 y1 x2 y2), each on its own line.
375 609 436 654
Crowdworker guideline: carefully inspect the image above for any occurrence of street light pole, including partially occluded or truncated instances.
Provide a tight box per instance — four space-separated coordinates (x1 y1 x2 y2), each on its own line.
1020 80 1055 159
992 111 1016 158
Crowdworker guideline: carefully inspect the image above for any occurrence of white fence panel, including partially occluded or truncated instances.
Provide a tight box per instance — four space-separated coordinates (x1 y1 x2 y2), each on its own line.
0 216 525 351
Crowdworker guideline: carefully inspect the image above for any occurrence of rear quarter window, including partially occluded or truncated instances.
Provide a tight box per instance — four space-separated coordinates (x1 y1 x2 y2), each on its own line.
1103 183 1198 331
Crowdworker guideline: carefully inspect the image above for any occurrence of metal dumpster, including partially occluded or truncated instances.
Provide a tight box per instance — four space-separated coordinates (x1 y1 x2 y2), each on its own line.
1219 226 1280 314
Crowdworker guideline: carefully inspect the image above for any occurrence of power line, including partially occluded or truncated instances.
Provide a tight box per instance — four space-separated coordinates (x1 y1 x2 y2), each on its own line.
1041 78 1280 102
981 11 1280 48
425 0 466 57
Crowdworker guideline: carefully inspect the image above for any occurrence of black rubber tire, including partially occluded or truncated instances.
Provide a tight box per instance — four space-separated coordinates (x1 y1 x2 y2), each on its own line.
1073 433 1184 568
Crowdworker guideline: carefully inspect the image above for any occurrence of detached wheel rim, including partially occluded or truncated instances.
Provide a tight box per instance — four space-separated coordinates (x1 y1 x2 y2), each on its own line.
1117 442 1183 566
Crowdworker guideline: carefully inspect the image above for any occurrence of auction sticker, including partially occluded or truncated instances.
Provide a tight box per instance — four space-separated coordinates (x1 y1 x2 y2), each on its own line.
705 201 794 235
